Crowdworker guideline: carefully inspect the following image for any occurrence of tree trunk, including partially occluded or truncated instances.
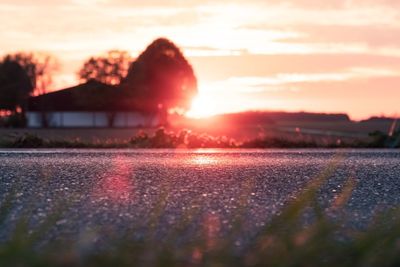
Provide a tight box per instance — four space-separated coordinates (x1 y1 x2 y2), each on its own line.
107 112 116 128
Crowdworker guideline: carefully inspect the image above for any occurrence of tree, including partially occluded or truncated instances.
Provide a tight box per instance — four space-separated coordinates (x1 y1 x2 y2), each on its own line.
78 50 132 85
0 59 33 114
1 52 59 127
121 38 198 124
3 52 59 95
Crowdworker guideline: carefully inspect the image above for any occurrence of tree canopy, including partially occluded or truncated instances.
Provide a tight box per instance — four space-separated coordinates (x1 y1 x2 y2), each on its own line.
3 52 59 95
78 50 132 85
0 59 33 112
121 38 197 113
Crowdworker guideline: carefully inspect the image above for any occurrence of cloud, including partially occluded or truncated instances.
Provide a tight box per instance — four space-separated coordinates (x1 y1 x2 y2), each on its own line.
0 0 68 6
261 0 400 9
96 0 400 9
190 53 400 81
196 75 400 119
245 76 400 119
2 0 400 119
202 66 399 96
3 0 400 10
264 24 400 49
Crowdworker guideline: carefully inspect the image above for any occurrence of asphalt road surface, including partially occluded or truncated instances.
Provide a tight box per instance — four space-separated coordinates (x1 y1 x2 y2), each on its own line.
1 149 400 244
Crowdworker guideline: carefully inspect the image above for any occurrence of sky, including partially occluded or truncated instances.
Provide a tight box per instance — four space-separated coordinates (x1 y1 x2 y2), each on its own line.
1 0 400 119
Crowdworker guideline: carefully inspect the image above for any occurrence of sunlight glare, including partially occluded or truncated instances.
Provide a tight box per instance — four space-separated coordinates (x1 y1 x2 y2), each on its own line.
186 94 219 118
190 155 218 165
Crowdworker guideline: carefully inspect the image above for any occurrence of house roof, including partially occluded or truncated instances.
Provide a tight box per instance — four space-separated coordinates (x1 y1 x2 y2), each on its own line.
28 80 152 112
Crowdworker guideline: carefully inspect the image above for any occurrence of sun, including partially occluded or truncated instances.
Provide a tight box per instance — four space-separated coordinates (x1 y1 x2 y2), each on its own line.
186 94 219 118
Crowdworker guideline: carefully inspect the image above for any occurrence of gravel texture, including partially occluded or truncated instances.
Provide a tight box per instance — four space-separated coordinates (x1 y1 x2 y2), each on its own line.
1 149 399 244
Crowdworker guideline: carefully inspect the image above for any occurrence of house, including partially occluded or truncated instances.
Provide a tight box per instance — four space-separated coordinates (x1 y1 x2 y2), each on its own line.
27 80 160 128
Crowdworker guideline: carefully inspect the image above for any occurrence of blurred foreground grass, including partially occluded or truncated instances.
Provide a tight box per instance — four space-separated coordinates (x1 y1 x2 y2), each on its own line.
1 158 400 267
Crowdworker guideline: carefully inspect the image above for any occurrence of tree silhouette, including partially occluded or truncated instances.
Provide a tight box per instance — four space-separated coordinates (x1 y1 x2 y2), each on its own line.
1 52 60 127
121 38 197 124
78 50 132 85
0 59 33 115
3 52 59 95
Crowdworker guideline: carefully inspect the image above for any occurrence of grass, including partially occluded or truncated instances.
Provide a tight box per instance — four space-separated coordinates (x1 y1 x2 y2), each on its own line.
1 158 400 267
0 128 397 148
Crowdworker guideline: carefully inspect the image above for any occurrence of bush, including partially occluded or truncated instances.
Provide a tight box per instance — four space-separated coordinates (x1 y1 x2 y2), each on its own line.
129 128 237 148
4 113 26 128
10 133 44 148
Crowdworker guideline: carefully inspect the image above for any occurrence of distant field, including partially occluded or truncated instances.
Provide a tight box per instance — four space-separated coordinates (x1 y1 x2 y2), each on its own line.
172 119 393 140
277 120 393 135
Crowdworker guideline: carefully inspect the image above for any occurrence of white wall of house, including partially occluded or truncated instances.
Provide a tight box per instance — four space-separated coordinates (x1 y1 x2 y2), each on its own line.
26 112 159 128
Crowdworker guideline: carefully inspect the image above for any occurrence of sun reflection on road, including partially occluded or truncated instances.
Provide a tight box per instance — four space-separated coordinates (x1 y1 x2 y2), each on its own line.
190 155 219 165
92 155 135 203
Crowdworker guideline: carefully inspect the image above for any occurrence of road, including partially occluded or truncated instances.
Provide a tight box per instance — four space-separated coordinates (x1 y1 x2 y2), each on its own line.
0 149 400 244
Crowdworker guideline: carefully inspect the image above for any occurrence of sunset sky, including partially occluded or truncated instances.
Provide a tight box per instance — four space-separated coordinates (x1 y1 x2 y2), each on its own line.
1 0 400 119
